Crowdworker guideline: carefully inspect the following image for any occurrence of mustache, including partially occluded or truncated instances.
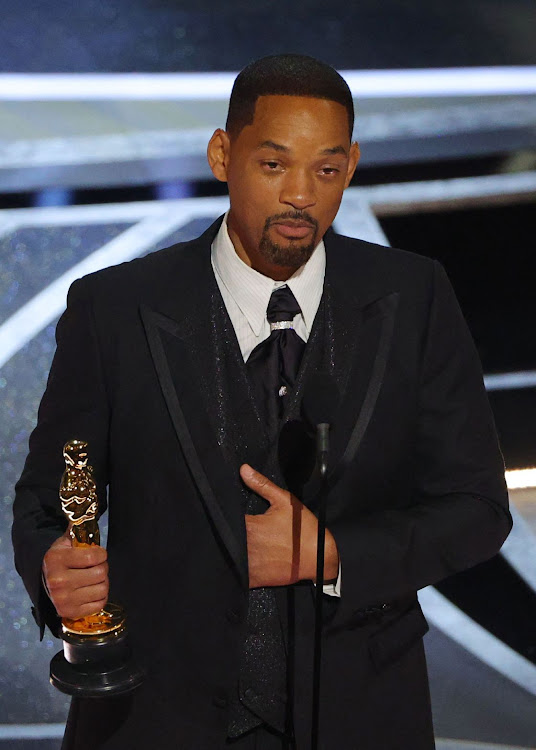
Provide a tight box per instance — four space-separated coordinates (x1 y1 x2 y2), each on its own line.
265 211 318 230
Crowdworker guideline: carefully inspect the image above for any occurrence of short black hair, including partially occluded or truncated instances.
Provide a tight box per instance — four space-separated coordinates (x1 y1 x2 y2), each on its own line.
226 53 354 139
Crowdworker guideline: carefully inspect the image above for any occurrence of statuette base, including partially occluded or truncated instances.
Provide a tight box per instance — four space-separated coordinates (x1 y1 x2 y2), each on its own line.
50 626 144 697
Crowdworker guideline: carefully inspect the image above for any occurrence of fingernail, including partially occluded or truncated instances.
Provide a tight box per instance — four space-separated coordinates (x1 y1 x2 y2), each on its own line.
241 464 254 479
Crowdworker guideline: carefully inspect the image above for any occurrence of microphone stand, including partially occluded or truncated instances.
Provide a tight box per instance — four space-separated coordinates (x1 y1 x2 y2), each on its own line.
311 422 330 750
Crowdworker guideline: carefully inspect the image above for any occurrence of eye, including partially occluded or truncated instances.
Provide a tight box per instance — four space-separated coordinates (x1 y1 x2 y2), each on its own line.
319 166 341 176
262 160 281 171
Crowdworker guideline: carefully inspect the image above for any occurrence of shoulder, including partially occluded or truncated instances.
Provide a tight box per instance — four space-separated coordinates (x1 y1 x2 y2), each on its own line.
326 230 439 300
328 230 435 275
67 217 222 307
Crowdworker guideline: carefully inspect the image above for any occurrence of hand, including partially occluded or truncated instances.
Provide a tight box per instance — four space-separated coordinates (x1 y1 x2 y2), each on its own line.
42 530 109 619
241 464 339 589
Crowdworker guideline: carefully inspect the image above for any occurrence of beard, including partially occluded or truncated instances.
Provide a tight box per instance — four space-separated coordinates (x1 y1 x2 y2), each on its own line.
258 212 319 270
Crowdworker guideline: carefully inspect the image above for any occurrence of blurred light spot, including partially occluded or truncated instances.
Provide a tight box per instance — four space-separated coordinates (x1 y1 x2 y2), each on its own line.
506 468 536 490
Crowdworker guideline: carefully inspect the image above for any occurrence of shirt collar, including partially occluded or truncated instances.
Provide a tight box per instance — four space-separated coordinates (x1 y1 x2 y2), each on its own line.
211 213 325 337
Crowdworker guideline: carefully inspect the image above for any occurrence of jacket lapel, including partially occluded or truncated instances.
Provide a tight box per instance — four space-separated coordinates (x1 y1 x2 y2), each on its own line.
140 221 254 589
301 236 400 510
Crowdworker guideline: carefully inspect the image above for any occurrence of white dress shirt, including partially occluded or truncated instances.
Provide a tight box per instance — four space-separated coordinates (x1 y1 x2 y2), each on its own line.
211 214 341 596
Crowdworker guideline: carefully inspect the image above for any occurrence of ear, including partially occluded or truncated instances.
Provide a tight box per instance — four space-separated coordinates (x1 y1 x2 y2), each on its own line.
207 128 231 182
344 141 360 189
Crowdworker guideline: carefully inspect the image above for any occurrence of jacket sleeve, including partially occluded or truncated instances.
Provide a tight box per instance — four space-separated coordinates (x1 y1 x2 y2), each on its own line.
328 260 511 628
12 277 111 638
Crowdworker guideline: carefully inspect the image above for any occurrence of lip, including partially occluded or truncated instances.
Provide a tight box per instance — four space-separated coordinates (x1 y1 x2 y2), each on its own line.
271 221 314 240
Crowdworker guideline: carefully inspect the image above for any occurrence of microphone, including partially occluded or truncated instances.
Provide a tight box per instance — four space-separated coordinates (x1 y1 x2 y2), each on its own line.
302 371 340 750
302 372 339 478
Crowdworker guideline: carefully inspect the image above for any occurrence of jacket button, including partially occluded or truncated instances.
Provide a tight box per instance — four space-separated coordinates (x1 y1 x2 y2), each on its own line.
226 608 241 624
243 687 256 701
212 691 228 708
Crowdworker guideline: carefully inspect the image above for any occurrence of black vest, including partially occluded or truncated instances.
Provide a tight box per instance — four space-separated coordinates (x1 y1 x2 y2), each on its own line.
204 287 330 737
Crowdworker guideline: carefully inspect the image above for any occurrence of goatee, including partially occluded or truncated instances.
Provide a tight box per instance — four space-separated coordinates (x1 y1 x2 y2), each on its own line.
259 212 319 270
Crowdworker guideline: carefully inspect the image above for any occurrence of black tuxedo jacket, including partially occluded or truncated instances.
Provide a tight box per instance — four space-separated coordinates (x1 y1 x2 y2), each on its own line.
13 217 510 749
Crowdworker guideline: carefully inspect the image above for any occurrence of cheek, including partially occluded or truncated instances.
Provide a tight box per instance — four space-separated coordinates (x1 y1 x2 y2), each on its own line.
230 184 270 225
319 190 344 222
228 195 269 248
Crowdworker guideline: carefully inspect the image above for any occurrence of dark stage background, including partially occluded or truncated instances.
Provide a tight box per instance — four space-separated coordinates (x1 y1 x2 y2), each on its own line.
1 0 535 71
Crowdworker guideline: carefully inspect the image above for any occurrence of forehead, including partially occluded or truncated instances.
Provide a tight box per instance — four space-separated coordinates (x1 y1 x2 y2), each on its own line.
237 95 350 148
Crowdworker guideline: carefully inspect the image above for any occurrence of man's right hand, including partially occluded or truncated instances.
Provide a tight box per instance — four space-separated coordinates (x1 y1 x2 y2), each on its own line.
42 531 109 620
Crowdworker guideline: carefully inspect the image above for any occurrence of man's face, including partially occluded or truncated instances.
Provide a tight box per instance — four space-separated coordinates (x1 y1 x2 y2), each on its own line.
208 95 360 279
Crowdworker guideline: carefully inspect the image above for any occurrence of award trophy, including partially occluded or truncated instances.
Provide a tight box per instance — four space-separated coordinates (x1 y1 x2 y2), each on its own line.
49 439 143 697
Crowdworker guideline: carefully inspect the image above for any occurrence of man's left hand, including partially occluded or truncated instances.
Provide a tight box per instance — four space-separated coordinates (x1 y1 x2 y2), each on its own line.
241 463 339 589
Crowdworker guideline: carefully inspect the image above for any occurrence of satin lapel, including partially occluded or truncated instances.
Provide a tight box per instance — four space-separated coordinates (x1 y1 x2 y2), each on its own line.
140 235 251 589
328 289 399 484
301 242 400 509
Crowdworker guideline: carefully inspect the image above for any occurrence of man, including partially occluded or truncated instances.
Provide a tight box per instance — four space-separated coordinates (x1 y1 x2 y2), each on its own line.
13 54 510 749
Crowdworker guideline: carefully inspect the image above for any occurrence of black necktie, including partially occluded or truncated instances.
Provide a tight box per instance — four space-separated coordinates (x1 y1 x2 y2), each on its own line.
227 287 305 739
247 286 306 433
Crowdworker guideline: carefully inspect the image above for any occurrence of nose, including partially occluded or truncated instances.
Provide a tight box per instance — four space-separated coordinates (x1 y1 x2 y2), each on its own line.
279 168 316 210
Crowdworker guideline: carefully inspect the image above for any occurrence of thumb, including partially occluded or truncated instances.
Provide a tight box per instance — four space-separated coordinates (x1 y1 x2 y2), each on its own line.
51 528 73 549
239 464 289 508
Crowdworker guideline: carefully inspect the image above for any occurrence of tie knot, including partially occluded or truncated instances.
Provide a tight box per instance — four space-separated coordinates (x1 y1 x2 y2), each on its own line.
266 286 302 324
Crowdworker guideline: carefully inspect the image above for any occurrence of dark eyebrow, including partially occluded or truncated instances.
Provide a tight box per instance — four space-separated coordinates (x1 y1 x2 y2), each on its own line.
321 145 347 156
256 140 289 152
256 141 347 157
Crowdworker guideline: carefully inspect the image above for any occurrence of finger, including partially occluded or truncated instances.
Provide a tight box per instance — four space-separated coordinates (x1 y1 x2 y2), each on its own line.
54 545 107 569
69 581 109 607
50 530 72 549
240 464 290 507
55 580 109 609
45 562 108 597
57 594 109 620
76 600 109 619
66 562 109 589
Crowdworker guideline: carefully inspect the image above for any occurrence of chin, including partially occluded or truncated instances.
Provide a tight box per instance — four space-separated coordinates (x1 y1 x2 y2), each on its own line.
259 236 316 270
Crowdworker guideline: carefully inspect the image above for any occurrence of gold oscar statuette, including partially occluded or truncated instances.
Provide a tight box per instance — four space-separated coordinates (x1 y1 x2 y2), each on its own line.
49 439 143 696
59 439 124 636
